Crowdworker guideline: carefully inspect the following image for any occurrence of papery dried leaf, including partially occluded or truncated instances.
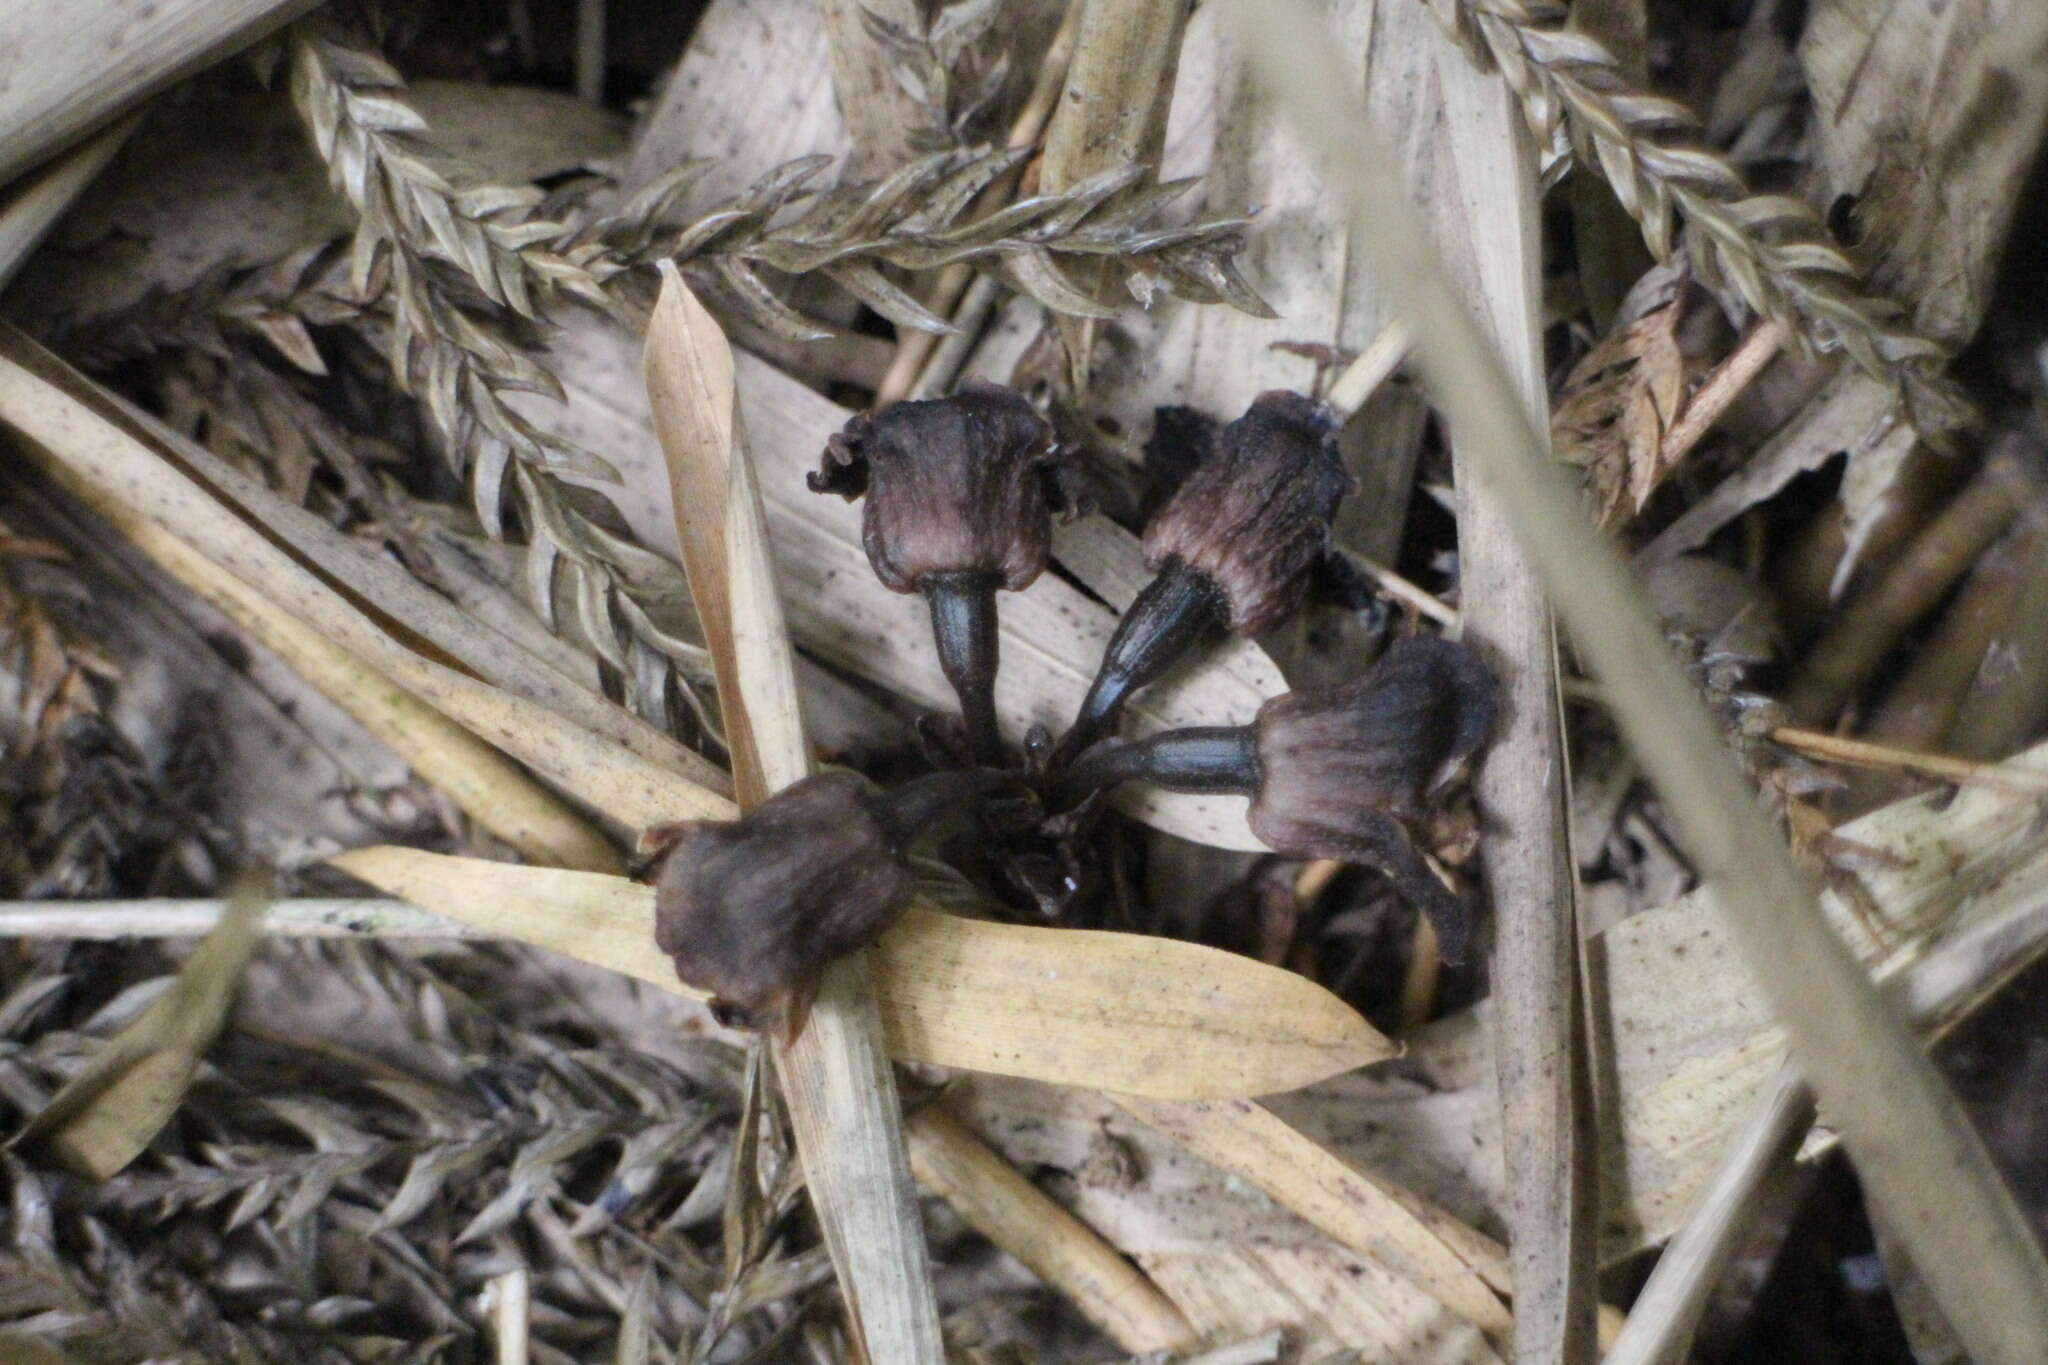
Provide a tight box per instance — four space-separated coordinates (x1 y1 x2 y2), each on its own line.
329 846 1393 1098
1551 276 1686 527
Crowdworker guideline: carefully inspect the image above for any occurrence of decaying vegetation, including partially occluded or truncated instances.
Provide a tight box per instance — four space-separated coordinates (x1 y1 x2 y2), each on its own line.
2 1 2048 1363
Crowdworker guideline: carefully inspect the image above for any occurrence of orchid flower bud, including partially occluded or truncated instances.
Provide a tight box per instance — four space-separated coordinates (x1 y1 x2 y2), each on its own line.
1056 635 1496 961
1053 390 1352 765
811 381 1073 763
645 768 1011 1040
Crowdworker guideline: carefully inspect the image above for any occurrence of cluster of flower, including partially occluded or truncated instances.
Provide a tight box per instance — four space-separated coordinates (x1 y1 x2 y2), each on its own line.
644 382 1497 1039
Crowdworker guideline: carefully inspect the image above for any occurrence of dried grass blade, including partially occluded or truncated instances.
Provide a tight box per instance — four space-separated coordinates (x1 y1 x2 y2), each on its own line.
642 263 943 1365
1229 4 2048 1360
1112 1095 1512 1343
0 327 730 831
169 425 722 790
1420 25 1599 1362
12 874 265 1178
905 1103 1197 1353
325 846 1389 1099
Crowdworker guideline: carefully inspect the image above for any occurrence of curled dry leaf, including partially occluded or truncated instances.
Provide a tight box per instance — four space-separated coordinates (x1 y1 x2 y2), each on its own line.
326 844 1392 1099
1551 265 1687 527
13 876 264 1179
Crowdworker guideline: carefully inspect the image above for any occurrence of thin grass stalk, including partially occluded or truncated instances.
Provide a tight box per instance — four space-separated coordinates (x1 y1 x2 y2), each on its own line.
642 266 943 1364
1376 20 1597 1362
1226 7 2048 1361
1596 1066 1814 1365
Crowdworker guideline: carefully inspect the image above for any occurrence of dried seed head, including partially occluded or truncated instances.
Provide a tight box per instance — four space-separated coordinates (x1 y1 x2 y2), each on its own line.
810 379 1069 595
647 770 911 1040
1247 635 1496 962
1247 635 1497 851
1141 390 1353 635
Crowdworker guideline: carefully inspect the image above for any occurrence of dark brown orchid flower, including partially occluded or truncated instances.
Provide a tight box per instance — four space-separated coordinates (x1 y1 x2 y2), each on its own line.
644 768 1013 1040
811 380 1075 763
1055 635 1497 961
1052 390 1353 766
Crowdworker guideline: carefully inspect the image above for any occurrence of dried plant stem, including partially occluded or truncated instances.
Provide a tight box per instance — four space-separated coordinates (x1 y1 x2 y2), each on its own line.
1437 0 1948 412
1357 22 1597 1362
1326 321 1415 416
487 1268 531 1365
1769 726 2048 796
1863 520 2041 755
644 269 942 1363
1658 320 1784 470
0 898 469 938
1787 454 2032 723
905 1105 1197 1353
1233 6 2048 1360
1946 525 2048 763
1334 549 1459 628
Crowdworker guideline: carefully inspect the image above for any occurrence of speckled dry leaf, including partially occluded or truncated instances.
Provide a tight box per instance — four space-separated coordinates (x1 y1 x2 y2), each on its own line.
1802 0 2048 348
1586 734 2048 1257
1141 1244 1502 1364
1112 1095 1511 1340
328 845 1391 1099
13 880 262 1178
1552 269 1685 527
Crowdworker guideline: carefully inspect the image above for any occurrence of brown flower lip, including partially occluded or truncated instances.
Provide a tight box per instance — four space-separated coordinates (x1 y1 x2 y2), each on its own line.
811 380 1073 763
643 767 1014 1041
1055 635 1497 962
1051 390 1353 766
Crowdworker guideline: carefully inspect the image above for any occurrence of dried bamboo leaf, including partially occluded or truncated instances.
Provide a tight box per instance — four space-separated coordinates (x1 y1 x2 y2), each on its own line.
13 877 263 1178
1142 1244 1502 1363
326 845 1390 1099
642 264 944 1365
904 1104 1196 1354
1801 0 2048 349
1417 21 1599 1362
1112 1095 1513 1343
